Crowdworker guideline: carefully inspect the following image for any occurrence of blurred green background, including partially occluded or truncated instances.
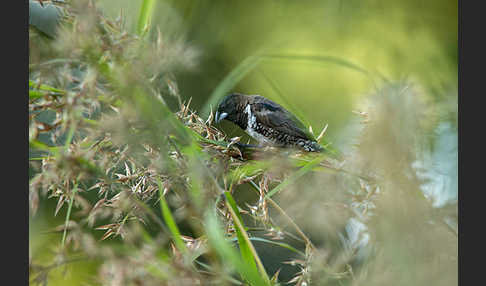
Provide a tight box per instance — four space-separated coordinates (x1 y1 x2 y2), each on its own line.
99 0 457 141
30 0 457 284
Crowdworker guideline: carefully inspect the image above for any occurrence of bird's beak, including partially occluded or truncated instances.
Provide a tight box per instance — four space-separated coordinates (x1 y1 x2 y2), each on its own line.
215 111 228 123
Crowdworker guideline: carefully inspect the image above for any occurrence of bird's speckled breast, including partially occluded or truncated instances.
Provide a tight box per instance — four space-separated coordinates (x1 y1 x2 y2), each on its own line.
244 104 273 144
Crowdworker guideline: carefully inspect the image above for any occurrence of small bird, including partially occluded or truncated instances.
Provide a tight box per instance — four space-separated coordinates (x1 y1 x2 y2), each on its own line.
215 93 323 152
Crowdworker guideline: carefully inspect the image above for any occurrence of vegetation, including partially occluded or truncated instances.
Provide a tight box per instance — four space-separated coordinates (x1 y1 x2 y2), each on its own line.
29 1 457 285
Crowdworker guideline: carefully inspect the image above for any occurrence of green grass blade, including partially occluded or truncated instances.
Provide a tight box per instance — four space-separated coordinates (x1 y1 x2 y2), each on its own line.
29 80 66 94
230 237 305 257
29 139 60 153
248 237 304 257
224 192 256 269
257 68 311 129
157 179 187 253
204 210 270 286
136 0 157 36
261 53 371 77
203 53 374 119
64 123 77 149
257 68 341 156
29 80 66 100
259 75 341 161
29 157 49 161
227 160 269 186
265 154 327 199
29 90 45 100
204 53 374 118
201 53 370 159
130 87 192 145
202 55 262 117
224 191 271 284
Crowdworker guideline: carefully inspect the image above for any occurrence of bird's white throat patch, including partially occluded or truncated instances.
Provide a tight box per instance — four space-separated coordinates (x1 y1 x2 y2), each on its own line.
244 105 256 128
244 104 273 144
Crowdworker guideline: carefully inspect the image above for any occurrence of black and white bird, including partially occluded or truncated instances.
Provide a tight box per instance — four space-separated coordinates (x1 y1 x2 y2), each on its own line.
214 93 323 152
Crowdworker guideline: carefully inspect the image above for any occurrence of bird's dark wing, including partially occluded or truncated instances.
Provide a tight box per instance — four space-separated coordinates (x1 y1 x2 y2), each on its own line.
250 95 315 140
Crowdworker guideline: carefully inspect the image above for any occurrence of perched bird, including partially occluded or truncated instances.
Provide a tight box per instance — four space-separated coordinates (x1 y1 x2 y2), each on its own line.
215 93 323 152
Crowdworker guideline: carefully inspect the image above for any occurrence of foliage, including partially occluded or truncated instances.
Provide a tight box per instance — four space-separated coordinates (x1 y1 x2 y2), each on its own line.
29 1 457 286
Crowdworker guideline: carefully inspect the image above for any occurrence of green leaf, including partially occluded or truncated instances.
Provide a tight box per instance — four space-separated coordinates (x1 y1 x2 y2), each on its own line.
29 1 63 38
157 179 187 253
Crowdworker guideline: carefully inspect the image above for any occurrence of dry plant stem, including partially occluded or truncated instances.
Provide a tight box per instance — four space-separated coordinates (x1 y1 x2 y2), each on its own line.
318 161 374 183
62 181 78 247
266 197 316 251
224 200 271 285
249 180 316 250
128 192 170 233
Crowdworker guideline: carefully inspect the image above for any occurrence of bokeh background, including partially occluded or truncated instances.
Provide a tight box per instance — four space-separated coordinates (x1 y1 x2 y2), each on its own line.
98 0 457 140
30 0 457 284
99 0 457 206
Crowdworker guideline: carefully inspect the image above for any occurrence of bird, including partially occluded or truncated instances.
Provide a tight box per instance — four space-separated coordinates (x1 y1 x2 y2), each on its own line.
214 93 323 152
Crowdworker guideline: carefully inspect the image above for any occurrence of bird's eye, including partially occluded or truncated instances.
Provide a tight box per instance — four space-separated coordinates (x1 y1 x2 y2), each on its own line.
215 111 228 123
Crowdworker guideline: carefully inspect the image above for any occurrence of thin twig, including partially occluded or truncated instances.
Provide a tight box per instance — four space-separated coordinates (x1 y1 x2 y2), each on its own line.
249 180 316 250
62 181 78 247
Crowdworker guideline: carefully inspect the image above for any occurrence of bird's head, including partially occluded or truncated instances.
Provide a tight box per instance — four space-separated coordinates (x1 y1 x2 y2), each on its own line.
215 93 248 124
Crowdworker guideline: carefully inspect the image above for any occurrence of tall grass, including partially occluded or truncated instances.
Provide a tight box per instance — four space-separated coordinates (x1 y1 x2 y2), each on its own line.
29 1 457 285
